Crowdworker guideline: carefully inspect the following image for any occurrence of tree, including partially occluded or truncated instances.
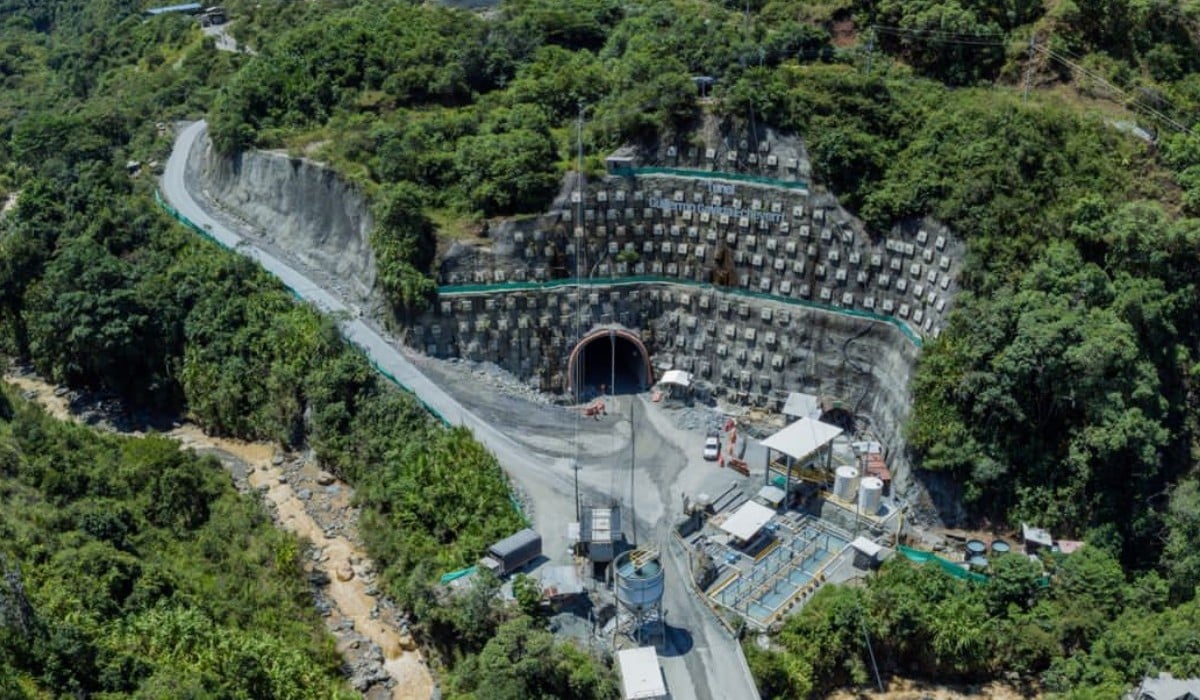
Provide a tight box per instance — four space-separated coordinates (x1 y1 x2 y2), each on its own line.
513 574 541 617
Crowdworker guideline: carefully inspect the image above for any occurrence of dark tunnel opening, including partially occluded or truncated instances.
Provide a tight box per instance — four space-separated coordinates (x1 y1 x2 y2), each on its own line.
820 407 856 436
576 333 649 398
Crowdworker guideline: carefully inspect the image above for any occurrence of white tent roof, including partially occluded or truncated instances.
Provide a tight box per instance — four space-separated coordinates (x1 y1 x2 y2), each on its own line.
720 500 776 542
617 647 667 700
761 416 844 461
782 391 821 418
659 369 691 388
757 485 787 507
850 536 882 558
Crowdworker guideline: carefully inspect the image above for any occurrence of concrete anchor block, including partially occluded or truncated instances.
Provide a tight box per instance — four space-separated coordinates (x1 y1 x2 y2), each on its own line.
800 284 811 297
913 309 924 324
820 287 832 301
835 268 847 282
857 271 869 285
829 249 840 263
864 296 876 309
897 278 908 293
940 275 951 290
882 298 895 313
816 264 826 279
913 283 925 298
667 263 678 276
774 258 786 271
899 303 910 318
785 241 797 255
917 229 928 245
935 234 947 250
780 280 792 294
760 277 772 291
879 274 891 288
841 292 854 306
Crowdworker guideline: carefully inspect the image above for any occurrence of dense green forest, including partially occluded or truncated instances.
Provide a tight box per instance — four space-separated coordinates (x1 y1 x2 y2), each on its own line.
0 385 353 697
6 0 1200 696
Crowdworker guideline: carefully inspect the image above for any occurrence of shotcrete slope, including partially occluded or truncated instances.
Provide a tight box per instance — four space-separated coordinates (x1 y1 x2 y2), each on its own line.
186 133 379 305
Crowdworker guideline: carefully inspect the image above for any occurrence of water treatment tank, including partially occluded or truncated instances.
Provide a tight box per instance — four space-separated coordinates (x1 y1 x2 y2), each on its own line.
858 476 884 515
991 539 1011 555
965 539 988 558
614 550 665 613
833 466 859 501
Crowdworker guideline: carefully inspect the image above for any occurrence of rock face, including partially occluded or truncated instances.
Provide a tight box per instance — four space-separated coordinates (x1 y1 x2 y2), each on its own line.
187 134 378 305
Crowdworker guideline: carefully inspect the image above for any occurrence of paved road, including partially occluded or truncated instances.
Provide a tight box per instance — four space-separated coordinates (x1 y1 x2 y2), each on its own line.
161 121 761 700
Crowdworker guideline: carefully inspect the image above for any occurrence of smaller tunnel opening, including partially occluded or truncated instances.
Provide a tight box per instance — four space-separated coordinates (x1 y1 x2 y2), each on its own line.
820 408 856 436
574 332 650 399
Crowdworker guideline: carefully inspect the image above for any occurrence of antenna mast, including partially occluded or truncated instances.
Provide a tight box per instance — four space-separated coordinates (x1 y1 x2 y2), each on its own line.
573 104 585 522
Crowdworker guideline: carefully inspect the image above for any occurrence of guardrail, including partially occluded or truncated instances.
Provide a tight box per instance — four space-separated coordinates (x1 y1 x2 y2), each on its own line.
437 276 923 348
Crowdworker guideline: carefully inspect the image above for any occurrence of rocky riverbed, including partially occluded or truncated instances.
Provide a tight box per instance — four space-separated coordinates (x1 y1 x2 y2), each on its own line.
3 368 434 700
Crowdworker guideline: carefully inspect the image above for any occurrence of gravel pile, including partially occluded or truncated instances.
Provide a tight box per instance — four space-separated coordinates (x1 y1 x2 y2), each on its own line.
451 358 555 406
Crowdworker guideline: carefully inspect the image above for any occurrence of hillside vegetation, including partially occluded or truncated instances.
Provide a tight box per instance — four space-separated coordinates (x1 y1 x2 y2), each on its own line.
0 386 353 697
5 0 1200 697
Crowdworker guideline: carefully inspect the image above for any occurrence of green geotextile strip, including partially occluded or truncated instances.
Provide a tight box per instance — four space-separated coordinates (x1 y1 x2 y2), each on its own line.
611 166 809 191
439 565 478 584
437 276 923 348
897 545 990 583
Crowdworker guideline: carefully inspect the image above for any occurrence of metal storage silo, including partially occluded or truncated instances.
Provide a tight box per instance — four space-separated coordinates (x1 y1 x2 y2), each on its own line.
858 476 883 515
833 466 859 501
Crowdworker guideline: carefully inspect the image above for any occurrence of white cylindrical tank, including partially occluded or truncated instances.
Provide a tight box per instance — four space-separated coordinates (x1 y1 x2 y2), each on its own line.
859 476 884 515
614 551 665 613
833 466 859 501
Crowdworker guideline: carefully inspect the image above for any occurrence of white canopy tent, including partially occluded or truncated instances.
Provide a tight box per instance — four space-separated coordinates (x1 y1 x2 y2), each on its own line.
782 391 821 421
719 500 776 542
761 416 844 462
658 369 691 388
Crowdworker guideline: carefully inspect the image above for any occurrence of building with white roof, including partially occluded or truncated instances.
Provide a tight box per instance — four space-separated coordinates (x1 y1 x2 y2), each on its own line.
617 647 668 700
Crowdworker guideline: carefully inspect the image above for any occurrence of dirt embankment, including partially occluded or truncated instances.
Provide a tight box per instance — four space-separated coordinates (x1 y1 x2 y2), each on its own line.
3 372 433 700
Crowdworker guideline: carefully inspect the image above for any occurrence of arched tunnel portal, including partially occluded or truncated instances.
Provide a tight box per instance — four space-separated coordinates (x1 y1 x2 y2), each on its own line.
567 328 653 400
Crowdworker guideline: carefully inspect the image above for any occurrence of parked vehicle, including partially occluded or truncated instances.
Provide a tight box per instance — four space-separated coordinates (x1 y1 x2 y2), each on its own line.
703 436 721 461
479 528 542 576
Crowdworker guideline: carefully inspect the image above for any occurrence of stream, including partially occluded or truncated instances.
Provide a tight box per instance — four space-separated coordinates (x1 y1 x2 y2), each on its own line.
3 372 434 700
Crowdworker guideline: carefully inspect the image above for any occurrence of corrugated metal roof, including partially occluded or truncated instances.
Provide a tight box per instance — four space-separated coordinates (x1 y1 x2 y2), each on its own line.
719 501 775 542
618 647 667 700
782 391 820 418
489 528 540 559
761 416 843 461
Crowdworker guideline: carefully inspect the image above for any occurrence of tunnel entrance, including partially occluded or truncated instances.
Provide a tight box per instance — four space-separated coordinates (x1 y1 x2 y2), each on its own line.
820 407 857 436
568 329 652 400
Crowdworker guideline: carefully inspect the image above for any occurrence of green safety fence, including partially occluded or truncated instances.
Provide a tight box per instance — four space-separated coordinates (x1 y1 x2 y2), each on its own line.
611 166 809 192
439 565 477 585
898 545 990 583
437 276 923 348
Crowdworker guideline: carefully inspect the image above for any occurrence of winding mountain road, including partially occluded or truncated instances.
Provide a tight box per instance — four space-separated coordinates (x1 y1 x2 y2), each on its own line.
161 120 760 700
